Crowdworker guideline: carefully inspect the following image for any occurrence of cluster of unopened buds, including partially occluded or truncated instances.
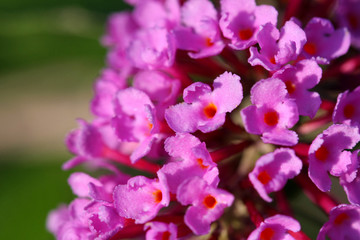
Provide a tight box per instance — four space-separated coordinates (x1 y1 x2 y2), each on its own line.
46 0 360 239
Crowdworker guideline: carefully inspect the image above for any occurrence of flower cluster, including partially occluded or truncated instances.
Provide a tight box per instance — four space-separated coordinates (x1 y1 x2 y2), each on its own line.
47 0 360 239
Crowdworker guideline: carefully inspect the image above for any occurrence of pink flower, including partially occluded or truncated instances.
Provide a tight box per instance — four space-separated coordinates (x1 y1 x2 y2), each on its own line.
165 71 243 133
241 78 299 146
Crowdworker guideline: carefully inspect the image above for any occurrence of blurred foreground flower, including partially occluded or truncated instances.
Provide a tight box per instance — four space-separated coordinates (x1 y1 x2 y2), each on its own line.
47 0 360 239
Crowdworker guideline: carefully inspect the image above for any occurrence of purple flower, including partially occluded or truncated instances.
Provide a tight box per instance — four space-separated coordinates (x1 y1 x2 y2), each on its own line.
91 68 127 119
308 124 360 192
112 87 162 162
249 148 302 202
158 133 219 194
248 20 306 71
177 177 234 235
247 214 301 240
219 0 278 50
113 175 170 224
301 17 351 64
339 150 360 205
127 27 176 69
165 71 243 133
272 59 322 118
240 78 299 146
335 0 360 48
174 0 225 58
145 222 177 240
333 86 360 128
133 70 181 120
317 204 360 240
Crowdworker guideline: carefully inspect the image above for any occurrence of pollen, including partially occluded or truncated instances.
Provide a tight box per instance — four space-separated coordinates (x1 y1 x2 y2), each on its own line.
264 110 279 126
303 42 317 55
203 195 217 209
239 28 253 40
197 158 208 169
269 56 276 64
334 212 349 225
153 190 163 203
315 145 329 162
260 227 275 240
205 37 214 47
161 231 171 240
285 81 296 94
204 103 217 119
344 103 355 119
257 170 272 185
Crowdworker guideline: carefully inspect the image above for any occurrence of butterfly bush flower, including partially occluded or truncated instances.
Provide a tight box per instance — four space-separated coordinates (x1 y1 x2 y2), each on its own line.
247 214 301 240
272 59 322 118
335 0 360 48
249 148 302 202
248 20 306 71
165 71 243 133
333 86 360 127
317 204 360 240
113 175 170 224
308 124 360 192
177 177 234 235
174 0 225 58
241 78 299 146
301 17 351 64
219 0 278 50
48 0 360 239
144 222 177 240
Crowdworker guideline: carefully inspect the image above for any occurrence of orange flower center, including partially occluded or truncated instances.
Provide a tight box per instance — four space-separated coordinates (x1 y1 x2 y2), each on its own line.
285 81 296 94
334 212 349 225
204 103 217 119
161 231 171 240
269 56 276 64
344 103 355 119
260 227 275 240
153 190 163 203
315 145 329 162
264 110 279 126
205 37 214 47
197 158 208 169
203 195 217 209
239 28 253 40
257 170 272 185
303 42 317 55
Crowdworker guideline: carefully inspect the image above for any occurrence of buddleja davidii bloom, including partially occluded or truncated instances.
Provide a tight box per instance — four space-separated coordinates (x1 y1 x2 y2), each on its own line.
112 87 164 162
317 204 360 240
219 0 278 50
63 119 122 171
272 59 322 118
133 70 181 120
144 221 177 240
176 177 234 235
247 214 301 240
249 148 302 202
248 20 306 71
300 17 351 64
173 0 225 58
335 0 360 48
91 68 127 119
339 150 360 205
308 124 360 192
333 86 360 128
158 133 219 194
113 174 170 224
165 71 243 133
240 78 299 146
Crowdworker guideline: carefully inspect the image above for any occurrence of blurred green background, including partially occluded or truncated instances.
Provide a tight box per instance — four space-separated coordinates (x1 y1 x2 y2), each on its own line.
0 1 127 239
